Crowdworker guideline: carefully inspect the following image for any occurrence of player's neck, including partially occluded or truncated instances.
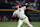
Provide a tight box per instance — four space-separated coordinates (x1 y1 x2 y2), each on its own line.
17 7 19 10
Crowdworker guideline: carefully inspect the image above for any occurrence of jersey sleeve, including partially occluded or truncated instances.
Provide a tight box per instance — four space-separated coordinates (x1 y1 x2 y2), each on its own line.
21 6 26 10
12 11 16 17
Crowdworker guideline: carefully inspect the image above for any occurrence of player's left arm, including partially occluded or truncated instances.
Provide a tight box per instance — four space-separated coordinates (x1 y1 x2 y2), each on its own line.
11 11 16 18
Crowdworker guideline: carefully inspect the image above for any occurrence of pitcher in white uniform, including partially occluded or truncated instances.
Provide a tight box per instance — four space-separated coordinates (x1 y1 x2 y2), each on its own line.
12 3 33 27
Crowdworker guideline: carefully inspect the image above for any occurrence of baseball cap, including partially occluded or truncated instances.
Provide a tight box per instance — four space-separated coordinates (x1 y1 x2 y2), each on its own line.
15 3 19 6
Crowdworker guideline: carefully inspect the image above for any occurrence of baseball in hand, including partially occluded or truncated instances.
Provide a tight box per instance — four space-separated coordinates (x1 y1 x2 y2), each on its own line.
25 3 28 6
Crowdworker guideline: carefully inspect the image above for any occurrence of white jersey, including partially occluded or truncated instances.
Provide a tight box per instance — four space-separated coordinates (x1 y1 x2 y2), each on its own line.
13 6 27 19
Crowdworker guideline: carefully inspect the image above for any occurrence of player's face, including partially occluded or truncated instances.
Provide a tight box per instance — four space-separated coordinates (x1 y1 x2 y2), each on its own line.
15 5 19 9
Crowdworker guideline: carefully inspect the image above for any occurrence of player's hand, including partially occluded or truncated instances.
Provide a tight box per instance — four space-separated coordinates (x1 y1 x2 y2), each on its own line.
25 3 28 6
11 16 15 18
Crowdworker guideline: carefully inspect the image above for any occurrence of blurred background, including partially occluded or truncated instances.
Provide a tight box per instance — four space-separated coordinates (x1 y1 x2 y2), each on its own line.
0 0 40 22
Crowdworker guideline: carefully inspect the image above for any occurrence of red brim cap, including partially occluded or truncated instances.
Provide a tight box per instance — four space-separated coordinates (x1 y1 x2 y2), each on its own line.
15 4 19 6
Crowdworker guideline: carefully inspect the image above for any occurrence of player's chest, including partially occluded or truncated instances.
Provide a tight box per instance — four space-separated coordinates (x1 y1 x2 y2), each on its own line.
16 10 24 14
18 9 24 12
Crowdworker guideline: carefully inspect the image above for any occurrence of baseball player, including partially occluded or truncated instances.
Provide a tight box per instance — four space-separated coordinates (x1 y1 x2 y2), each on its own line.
12 3 33 27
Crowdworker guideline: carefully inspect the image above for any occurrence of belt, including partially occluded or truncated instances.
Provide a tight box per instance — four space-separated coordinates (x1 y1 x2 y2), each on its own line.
21 17 26 20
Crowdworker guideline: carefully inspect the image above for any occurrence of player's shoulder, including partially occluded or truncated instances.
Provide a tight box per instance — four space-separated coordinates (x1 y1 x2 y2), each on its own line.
13 10 17 13
21 6 26 8
14 10 16 12
14 10 18 13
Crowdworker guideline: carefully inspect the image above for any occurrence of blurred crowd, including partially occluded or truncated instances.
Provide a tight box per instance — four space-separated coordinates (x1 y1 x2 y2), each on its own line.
0 16 8 21
0 15 19 22
0 0 40 9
